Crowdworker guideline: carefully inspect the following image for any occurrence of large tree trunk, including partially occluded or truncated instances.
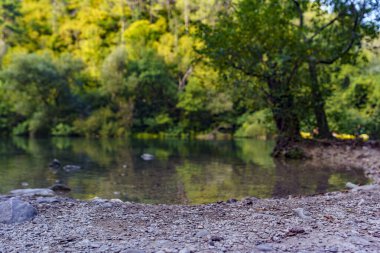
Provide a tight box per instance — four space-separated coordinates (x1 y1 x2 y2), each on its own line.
308 59 331 139
268 78 300 140
267 78 300 156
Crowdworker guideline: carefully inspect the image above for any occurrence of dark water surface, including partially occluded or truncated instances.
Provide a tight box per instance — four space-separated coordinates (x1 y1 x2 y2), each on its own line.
0 138 368 204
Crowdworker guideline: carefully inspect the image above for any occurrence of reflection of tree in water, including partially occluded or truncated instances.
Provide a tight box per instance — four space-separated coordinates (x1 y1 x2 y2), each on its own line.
271 159 368 197
0 138 57 193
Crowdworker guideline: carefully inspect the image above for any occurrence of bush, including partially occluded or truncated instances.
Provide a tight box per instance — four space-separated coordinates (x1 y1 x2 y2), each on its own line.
234 109 276 139
73 107 129 137
12 121 29 136
51 123 74 136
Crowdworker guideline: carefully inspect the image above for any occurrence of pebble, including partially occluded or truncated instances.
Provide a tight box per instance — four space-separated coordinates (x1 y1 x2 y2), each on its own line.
210 235 223 241
21 182 29 187
256 243 273 252
179 248 191 253
36 197 60 203
293 208 312 220
195 229 209 238
123 249 145 253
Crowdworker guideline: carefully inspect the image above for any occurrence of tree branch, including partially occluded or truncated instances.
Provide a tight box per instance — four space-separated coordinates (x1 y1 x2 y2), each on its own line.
292 0 304 29
178 66 193 91
307 12 344 43
318 7 360 65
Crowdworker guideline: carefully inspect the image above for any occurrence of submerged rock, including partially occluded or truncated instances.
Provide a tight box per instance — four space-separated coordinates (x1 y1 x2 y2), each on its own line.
0 198 37 224
10 188 55 197
141 153 155 161
63 165 81 172
227 198 238 203
284 147 308 159
49 159 61 169
50 184 71 192
20 182 29 187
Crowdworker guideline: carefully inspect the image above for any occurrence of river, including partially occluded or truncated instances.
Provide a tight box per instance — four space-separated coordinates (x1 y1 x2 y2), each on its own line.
0 137 368 204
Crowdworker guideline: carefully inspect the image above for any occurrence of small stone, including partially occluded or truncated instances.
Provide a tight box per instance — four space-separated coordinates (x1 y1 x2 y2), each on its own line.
211 235 223 241
90 242 100 248
92 197 107 203
36 197 60 203
21 182 29 187
350 236 371 246
256 244 273 252
346 182 359 189
123 249 145 253
102 202 113 208
293 208 312 220
196 229 210 238
226 198 237 204
99 245 109 252
154 240 170 247
50 183 71 192
286 227 306 236
326 246 338 253
110 199 123 203
179 248 191 253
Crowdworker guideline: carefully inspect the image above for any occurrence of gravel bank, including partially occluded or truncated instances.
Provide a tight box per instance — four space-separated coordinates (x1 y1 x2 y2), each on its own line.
1 143 380 253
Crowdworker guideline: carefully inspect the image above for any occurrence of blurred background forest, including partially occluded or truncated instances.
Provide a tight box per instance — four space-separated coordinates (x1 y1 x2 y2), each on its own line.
0 0 379 139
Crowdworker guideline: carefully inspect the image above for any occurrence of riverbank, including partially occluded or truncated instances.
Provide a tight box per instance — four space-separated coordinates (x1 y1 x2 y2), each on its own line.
1 141 379 253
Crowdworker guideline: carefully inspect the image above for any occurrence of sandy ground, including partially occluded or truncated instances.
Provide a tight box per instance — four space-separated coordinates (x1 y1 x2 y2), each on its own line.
0 142 379 253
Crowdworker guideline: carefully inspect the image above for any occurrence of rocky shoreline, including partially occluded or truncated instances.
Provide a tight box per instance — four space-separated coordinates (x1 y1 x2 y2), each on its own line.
1 142 380 253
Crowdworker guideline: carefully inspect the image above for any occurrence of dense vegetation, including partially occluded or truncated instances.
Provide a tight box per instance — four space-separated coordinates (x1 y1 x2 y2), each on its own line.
0 0 379 141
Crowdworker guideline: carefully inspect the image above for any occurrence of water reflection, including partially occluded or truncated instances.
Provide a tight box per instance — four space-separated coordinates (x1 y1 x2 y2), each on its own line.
0 137 368 204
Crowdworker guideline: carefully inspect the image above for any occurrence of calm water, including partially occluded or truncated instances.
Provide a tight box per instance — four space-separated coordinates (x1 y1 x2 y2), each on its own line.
0 137 368 204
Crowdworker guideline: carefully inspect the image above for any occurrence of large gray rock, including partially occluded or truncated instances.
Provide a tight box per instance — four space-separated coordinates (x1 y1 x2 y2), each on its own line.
0 198 37 224
10 188 55 197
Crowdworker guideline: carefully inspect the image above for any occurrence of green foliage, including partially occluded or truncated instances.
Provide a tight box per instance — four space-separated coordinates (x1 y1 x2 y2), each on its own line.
0 52 85 136
0 0 379 139
51 123 74 136
326 46 380 138
12 121 28 136
235 110 276 139
73 107 128 137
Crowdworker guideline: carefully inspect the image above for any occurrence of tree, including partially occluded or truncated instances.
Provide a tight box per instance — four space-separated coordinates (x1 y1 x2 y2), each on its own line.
0 53 84 136
292 0 380 138
200 0 380 145
200 0 303 143
0 0 22 61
